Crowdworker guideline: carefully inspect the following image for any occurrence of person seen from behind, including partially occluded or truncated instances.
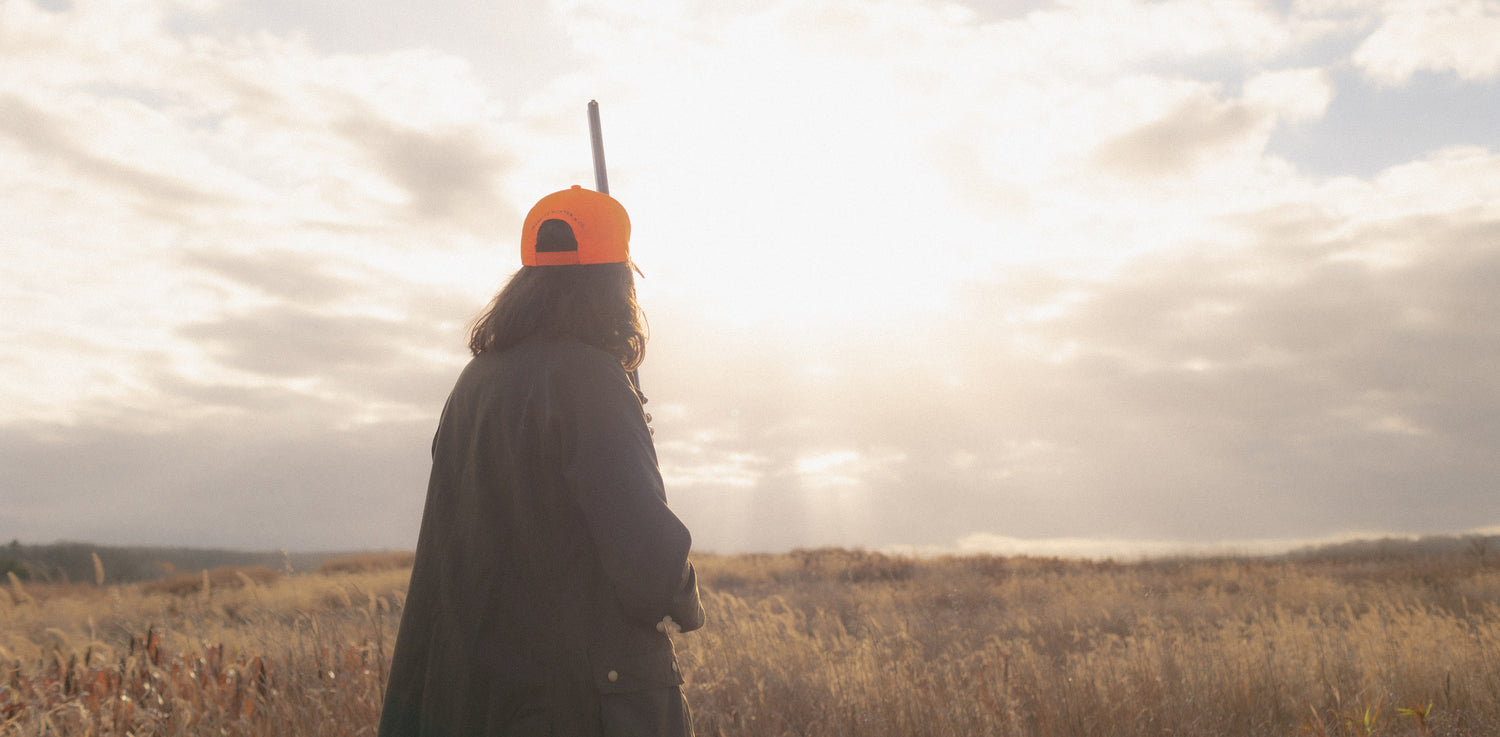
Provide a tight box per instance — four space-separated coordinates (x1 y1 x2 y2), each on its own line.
378 186 705 737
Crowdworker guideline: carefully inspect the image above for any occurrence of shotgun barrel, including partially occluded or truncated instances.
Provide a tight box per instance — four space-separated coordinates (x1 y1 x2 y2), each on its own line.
587 100 609 195
586 101 645 408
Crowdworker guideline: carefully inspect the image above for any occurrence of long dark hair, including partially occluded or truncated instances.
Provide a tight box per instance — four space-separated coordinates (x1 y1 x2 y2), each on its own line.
468 263 646 370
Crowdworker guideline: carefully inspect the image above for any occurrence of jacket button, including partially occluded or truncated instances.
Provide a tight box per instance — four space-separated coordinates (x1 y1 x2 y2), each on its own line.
607 670 619 682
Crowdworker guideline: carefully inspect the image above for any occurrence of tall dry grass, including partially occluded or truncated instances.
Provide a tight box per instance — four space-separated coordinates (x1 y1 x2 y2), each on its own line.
1 549 1497 735
1 564 406 736
681 550 1500 736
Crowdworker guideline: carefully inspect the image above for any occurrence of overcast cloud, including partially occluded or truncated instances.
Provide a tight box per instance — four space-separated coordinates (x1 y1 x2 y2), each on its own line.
2 0 1498 555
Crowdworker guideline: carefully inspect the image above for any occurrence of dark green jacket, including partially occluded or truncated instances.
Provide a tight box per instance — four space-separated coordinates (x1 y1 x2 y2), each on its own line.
378 339 704 737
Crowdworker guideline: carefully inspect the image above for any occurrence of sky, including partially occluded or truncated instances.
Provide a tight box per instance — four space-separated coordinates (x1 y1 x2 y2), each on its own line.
2 0 1499 557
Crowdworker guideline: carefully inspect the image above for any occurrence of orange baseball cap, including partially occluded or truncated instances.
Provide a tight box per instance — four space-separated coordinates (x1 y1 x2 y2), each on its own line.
521 185 631 266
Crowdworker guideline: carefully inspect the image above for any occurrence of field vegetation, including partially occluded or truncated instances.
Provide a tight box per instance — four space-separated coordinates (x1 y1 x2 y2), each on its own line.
2 543 1497 736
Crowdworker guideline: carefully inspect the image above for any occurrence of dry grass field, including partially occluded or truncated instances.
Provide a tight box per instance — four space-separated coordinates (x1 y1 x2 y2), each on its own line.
2 548 1497 736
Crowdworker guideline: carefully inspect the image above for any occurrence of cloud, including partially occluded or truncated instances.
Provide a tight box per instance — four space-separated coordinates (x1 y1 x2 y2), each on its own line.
0 93 216 209
986 0 1293 72
1243 67 1334 123
1353 1 1500 84
181 249 360 305
1091 67 1338 179
1093 93 1266 177
939 532 1325 560
335 115 513 226
167 281 472 420
0 0 511 421
0 417 432 550
179 305 419 377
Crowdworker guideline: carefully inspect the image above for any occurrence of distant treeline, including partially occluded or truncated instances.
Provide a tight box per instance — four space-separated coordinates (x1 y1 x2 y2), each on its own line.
0 532 1492 586
1281 532 1497 565
0 540 387 585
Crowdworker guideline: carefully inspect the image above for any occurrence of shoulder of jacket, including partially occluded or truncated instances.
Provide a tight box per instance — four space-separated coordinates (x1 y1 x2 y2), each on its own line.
510 340 628 391
463 340 627 399
531 338 620 369
459 339 615 382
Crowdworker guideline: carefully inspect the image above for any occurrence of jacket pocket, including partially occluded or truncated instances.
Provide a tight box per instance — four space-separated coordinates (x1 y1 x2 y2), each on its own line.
598 687 693 737
590 647 684 694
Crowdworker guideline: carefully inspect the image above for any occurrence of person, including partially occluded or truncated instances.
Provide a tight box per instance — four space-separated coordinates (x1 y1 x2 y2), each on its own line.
378 186 705 737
